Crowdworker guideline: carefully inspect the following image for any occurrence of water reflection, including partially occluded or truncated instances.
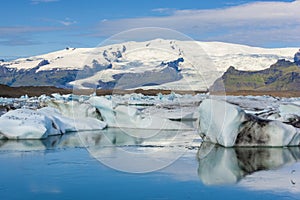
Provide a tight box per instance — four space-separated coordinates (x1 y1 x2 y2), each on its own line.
0 128 198 173
1 130 300 188
78 128 198 173
197 142 300 185
0 128 197 156
1 133 300 200
0 135 68 151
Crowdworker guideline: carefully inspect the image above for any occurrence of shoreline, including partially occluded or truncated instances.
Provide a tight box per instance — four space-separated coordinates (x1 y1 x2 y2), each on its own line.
210 90 300 98
1 84 300 98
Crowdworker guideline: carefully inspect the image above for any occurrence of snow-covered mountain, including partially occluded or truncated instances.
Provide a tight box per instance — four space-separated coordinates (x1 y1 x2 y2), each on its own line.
0 39 297 90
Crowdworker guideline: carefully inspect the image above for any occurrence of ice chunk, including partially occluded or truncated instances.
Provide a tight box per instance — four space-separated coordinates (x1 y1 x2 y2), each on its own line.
74 117 107 131
89 96 192 130
198 99 245 147
38 107 76 133
198 99 300 147
39 106 106 132
279 103 300 116
47 100 102 120
46 100 107 131
0 108 61 139
0 106 106 140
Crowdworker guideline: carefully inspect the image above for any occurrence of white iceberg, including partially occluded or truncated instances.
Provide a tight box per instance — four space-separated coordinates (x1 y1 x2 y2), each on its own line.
0 106 106 139
279 103 300 116
198 99 300 147
89 96 192 131
46 100 107 130
0 108 62 139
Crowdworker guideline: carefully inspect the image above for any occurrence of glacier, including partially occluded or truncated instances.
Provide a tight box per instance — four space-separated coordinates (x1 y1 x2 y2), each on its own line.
1 39 298 90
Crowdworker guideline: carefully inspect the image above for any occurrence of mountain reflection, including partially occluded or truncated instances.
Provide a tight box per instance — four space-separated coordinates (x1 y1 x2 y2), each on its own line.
197 142 300 185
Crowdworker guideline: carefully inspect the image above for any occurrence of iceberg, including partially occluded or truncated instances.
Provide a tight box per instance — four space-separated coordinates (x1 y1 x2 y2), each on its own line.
46 100 106 131
198 99 300 147
279 103 300 116
275 104 300 128
89 96 192 130
0 108 62 139
0 106 106 139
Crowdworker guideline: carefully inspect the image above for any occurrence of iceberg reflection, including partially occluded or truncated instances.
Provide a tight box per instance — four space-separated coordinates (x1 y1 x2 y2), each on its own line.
0 128 197 151
3 129 299 192
79 128 198 173
0 135 68 151
197 142 300 186
0 129 198 173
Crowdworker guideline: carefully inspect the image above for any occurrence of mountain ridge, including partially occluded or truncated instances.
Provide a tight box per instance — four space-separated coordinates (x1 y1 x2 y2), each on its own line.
0 39 298 90
210 57 300 92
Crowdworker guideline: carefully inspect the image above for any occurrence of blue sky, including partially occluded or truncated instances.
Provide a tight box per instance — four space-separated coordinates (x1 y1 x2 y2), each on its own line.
0 0 299 59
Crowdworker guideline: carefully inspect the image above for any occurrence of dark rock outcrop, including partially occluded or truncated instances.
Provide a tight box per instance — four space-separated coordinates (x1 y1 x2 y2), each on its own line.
161 57 184 72
294 49 300 65
210 58 300 92
37 59 50 67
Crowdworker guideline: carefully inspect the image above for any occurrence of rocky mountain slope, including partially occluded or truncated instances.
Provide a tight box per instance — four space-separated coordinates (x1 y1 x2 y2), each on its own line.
211 50 300 92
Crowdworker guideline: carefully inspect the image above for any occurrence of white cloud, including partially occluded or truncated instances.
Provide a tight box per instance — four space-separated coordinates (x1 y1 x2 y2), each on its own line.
39 17 77 26
58 18 77 26
151 8 175 14
94 1 300 47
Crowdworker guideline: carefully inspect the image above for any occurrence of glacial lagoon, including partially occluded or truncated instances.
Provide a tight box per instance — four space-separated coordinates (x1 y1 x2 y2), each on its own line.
0 128 299 200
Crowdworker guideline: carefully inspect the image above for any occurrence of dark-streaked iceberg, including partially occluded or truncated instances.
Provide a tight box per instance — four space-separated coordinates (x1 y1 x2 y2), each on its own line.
198 99 300 147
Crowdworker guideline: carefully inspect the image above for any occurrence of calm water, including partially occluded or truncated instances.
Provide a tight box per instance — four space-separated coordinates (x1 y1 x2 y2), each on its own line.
0 129 299 200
